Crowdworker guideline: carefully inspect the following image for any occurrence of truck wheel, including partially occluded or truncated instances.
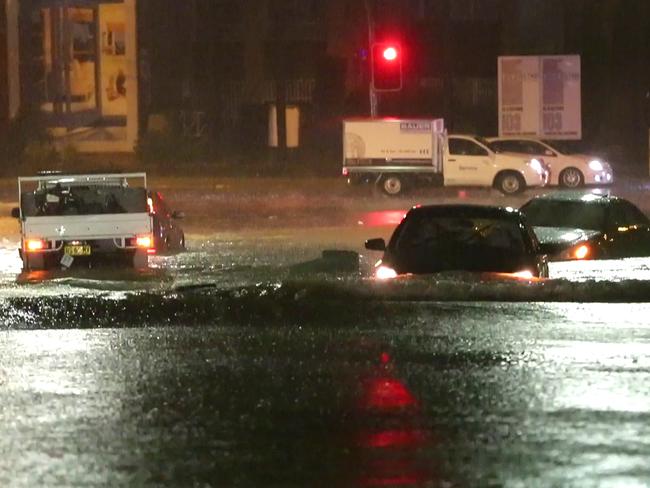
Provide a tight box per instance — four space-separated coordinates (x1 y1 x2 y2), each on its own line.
380 175 405 196
24 253 45 271
495 172 525 195
132 250 148 269
559 167 584 188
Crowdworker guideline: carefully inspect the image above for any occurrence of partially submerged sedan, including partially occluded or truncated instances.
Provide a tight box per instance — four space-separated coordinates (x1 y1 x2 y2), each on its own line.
520 191 650 261
365 204 548 279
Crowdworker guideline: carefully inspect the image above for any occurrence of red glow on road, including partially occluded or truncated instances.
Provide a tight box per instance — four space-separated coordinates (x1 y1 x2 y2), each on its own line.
360 377 419 411
358 210 407 227
361 429 428 449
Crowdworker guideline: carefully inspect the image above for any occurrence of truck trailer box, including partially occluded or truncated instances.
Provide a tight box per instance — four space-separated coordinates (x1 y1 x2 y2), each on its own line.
343 118 445 170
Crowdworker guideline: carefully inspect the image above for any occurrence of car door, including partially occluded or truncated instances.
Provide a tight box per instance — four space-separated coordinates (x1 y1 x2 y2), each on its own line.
606 200 650 257
492 139 556 174
445 137 493 186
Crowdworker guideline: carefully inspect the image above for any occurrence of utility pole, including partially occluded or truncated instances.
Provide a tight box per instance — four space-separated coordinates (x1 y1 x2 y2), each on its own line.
364 0 378 117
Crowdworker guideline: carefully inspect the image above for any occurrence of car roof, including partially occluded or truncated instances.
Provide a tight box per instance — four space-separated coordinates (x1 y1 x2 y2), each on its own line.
448 133 479 138
407 204 523 220
524 191 621 204
485 136 545 141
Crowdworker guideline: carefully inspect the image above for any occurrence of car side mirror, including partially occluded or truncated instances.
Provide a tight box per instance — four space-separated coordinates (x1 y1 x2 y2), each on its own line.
172 210 185 219
10 207 20 219
365 238 386 251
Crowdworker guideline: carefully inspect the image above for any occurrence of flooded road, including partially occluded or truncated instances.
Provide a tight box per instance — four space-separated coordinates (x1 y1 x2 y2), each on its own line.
2 177 650 486
2 303 650 487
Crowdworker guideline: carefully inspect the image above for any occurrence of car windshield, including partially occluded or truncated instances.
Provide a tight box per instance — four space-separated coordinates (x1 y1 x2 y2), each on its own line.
521 199 606 230
394 215 526 254
21 185 147 217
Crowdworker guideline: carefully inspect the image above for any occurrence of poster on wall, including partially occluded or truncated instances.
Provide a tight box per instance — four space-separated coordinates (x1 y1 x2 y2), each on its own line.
99 5 127 118
498 55 581 140
33 0 137 152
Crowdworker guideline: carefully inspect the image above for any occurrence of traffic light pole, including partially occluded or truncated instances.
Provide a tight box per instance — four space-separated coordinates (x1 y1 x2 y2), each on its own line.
365 0 378 117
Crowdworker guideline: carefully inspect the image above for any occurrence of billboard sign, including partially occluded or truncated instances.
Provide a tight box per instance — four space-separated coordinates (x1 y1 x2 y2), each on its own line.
498 55 581 140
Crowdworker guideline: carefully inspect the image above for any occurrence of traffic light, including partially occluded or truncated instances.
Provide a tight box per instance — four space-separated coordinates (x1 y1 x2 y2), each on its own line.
371 42 402 91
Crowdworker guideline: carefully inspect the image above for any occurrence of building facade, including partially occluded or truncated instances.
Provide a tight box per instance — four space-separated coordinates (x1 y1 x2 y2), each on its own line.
17 0 138 152
1 1 7 133
1 0 649 168
1 0 20 134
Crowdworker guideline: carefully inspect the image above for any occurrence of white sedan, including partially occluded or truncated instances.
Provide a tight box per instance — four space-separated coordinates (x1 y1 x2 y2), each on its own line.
486 137 614 188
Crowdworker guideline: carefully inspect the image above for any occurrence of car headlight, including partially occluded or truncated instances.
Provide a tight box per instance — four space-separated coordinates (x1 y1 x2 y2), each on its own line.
559 243 591 260
375 265 398 280
528 158 543 175
511 270 534 279
588 160 604 171
573 243 590 259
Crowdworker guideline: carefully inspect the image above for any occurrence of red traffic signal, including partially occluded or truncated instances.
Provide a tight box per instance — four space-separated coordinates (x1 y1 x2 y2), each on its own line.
371 43 402 91
382 46 398 61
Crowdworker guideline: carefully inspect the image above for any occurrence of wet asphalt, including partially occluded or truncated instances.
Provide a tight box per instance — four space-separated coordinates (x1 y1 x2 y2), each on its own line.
1 176 650 486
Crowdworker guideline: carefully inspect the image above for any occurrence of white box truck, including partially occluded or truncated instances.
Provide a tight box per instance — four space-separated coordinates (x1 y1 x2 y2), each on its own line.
11 172 154 270
342 118 548 195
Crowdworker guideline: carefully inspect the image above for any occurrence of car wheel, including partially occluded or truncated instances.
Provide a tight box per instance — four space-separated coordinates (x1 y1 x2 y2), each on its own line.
495 172 525 195
559 167 584 188
380 175 405 196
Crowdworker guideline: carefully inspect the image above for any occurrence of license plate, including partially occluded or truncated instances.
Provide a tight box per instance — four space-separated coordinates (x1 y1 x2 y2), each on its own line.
64 245 91 256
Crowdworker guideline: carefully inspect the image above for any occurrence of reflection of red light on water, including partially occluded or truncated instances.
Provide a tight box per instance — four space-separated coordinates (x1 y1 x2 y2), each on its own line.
361 474 420 487
361 377 419 411
359 458 429 487
361 428 427 449
359 210 408 227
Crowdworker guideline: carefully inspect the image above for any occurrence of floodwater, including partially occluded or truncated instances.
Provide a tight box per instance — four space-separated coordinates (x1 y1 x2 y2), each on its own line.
2 179 650 486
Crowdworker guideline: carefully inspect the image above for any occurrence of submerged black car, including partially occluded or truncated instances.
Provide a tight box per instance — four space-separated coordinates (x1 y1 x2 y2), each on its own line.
365 204 548 279
519 191 650 261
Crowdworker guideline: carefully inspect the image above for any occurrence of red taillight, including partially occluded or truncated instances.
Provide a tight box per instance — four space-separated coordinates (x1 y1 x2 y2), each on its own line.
136 235 153 248
342 167 349 176
26 239 46 252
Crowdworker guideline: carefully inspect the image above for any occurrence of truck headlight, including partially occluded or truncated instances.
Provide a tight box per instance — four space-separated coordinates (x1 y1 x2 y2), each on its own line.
588 160 603 171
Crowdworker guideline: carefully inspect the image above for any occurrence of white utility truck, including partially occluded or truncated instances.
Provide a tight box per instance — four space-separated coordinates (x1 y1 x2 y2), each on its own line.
342 118 548 195
11 172 154 270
